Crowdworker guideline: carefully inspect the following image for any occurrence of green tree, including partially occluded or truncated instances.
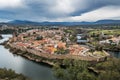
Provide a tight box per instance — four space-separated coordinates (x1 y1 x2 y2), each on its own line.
0 68 29 80
95 58 120 80
36 36 43 40
53 59 96 80
55 48 69 55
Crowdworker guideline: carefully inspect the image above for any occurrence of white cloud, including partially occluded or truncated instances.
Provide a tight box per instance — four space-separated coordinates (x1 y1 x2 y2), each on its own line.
0 0 25 9
50 6 120 22
50 0 74 15
0 18 10 22
73 6 120 21
48 0 87 16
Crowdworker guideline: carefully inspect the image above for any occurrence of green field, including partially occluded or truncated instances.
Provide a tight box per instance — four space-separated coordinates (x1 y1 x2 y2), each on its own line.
89 29 120 35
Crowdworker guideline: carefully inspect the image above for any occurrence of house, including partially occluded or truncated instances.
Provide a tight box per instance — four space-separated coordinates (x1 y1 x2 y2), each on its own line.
69 44 89 56
99 36 120 45
77 34 88 44
57 42 66 49
44 46 57 54
100 32 113 39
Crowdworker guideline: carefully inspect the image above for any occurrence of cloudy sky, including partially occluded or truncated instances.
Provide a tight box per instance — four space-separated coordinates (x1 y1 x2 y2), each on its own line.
0 0 120 22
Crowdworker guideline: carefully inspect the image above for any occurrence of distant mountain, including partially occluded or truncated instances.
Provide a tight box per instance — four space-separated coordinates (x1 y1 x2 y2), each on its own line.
8 20 40 25
6 19 120 26
94 20 120 24
7 20 92 26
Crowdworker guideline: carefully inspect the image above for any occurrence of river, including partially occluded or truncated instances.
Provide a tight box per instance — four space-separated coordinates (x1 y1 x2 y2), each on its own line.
0 35 57 80
108 51 120 58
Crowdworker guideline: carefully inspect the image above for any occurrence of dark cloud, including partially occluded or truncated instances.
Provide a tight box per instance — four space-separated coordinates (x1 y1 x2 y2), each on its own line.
70 0 120 16
0 0 120 22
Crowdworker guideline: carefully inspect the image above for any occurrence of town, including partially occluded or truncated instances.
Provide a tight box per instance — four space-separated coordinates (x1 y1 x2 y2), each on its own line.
0 0 120 80
2 25 114 63
0 24 120 80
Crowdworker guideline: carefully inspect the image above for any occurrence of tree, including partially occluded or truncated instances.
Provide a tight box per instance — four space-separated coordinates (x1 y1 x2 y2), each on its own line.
95 44 103 51
55 48 69 55
53 59 96 80
98 71 120 80
36 36 43 40
95 58 120 80
0 68 29 80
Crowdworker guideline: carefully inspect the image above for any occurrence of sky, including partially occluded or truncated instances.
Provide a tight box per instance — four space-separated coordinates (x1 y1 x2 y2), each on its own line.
0 0 120 22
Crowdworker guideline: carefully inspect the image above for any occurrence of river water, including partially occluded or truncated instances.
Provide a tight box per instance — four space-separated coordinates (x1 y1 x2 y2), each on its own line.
108 51 120 58
0 35 57 80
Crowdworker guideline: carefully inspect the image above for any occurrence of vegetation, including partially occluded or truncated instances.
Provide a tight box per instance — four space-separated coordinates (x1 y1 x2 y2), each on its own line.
0 68 29 80
87 29 120 51
0 29 16 34
89 29 120 36
64 29 78 42
53 59 97 80
95 58 120 80
69 35 76 42
36 36 43 40
55 48 69 55
64 29 74 34
53 58 120 80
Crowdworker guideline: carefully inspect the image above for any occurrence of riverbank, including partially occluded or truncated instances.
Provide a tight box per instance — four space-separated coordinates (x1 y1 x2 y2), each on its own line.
4 41 110 66
0 35 3 39
0 34 58 80
5 42 61 66
0 68 29 80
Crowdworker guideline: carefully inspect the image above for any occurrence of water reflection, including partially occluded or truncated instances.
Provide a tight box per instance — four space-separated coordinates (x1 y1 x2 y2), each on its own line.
0 35 57 80
0 35 12 43
108 51 120 58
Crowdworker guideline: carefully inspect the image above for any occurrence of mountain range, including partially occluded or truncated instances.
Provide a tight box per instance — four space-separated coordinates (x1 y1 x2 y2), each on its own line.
2 19 120 26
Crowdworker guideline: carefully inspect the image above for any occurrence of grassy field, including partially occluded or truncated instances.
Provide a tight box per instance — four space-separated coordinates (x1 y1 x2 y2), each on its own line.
93 51 106 56
89 29 120 35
